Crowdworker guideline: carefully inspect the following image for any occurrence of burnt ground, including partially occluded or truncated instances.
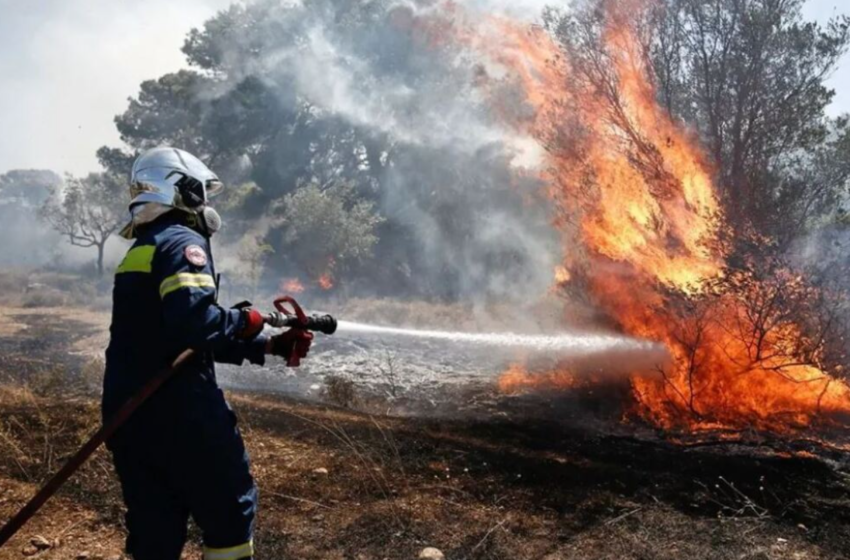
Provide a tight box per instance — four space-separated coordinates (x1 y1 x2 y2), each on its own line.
0 308 849 559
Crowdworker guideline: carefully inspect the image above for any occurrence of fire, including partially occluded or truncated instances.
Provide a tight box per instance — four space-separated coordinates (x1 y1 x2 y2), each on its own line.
281 278 305 294
554 266 571 285
317 258 336 290
317 273 334 290
498 364 578 394
445 0 850 434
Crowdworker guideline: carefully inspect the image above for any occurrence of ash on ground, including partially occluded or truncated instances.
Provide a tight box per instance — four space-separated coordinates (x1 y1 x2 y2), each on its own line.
217 327 644 426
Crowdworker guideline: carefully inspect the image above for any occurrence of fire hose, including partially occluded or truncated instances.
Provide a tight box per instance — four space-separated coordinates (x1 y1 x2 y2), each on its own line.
0 296 336 548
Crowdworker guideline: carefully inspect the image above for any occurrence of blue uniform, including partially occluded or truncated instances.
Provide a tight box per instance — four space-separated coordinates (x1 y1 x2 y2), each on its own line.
103 213 264 560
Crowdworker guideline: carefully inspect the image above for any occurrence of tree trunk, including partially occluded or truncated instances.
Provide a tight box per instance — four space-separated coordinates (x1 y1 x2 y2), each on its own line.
96 241 105 277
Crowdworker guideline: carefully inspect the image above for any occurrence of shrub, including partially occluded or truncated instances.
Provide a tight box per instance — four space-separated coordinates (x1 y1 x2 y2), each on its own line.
21 289 67 308
323 375 357 408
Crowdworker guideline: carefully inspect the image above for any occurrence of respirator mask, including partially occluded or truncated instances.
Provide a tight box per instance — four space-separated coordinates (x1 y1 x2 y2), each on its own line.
169 171 223 236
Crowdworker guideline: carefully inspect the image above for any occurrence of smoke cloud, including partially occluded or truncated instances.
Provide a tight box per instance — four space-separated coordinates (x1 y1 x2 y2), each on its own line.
1 0 565 305
205 0 562 303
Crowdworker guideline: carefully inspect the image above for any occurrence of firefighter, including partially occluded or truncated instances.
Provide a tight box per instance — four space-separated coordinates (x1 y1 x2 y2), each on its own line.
103 147 311 560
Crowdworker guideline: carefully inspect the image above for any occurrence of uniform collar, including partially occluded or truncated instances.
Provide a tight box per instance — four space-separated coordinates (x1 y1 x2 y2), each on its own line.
136 211 208 238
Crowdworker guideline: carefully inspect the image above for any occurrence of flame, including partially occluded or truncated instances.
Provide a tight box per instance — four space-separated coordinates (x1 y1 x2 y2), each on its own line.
281 278 305 295
436 0 850 434
554 266 571 285
498 364 578 394
318 273 334 290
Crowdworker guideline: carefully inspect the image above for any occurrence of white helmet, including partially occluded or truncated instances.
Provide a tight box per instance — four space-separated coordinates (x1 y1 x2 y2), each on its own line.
120 147 224 239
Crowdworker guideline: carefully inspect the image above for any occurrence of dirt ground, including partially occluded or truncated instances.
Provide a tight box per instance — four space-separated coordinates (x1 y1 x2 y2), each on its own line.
0 307 849 559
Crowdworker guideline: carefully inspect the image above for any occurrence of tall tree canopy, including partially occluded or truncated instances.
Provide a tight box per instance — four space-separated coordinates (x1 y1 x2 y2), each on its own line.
547 0 850 248
100 0 850 298
100 0 558 300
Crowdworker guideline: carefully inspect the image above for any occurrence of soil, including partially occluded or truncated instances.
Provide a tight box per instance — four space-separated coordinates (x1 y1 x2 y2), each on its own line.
0 307 849 559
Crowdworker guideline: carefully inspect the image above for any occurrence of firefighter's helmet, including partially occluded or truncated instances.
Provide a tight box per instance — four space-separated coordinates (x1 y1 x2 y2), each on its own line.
120 147 224 239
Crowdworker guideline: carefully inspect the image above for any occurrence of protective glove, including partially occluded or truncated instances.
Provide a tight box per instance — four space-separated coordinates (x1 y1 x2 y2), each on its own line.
237 308 266 339
266 328 314 366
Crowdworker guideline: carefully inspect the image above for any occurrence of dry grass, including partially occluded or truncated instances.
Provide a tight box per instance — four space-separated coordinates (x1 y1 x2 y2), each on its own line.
1 384 848 560
0 271 111 312
0 307 848 560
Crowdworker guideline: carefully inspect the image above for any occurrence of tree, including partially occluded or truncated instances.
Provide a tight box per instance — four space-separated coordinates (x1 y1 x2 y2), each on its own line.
0 170 61 207
40 173 126 276
96 146 136 178
0 170 63 266
98 0 561 300
650 0 850 244
114 70 217 159
273 181 384 287
547 0 850 248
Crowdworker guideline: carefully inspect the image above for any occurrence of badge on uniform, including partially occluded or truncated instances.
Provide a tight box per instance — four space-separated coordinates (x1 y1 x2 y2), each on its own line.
185 245 208 267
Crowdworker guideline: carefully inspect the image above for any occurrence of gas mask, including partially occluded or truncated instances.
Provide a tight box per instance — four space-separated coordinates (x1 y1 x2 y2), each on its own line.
170 171 224 237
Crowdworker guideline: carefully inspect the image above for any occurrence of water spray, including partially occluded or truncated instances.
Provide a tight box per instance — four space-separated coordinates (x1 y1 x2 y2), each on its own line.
336 320 660 357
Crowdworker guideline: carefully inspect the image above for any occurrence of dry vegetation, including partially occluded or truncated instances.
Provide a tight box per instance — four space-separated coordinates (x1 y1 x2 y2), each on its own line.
0 272 111 312
0 308 848 559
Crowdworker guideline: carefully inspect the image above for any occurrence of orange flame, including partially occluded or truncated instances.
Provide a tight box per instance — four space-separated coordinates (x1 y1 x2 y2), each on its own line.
554 266 571 285
318 273 334 290
498 364 578 394
281 278 305 295
440 0 850 434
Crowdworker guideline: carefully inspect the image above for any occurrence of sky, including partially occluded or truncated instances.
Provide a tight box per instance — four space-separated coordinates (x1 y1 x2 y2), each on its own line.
0 0 232 176
0 0 848 177
802 0 850 117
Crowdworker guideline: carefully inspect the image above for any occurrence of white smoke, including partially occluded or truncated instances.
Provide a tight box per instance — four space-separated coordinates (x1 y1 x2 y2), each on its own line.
1 0 563 299
208 0 562 302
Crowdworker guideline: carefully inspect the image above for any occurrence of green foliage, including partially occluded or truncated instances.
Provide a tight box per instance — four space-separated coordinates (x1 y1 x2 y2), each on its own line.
273 181 384 281
109 0 394 196
96 146 136 178
98 0 560 299
214 181 263 214
0 170 63 266
115 70 216 157
651 0 850 243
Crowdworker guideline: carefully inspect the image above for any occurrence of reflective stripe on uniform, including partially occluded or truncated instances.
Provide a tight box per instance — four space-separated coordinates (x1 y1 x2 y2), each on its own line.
116 245 155 274
203 540 254 560
159 272 216 298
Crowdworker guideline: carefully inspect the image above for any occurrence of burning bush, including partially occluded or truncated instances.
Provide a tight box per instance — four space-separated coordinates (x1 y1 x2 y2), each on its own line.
272 182 384 292
631 260 850 432
438 0 850 436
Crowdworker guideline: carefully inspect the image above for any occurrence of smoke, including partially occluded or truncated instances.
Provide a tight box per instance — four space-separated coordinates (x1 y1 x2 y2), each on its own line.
1 0 565 306
0 171 62 266
0 170 128 270
207 0 562 303
0 0 232 272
